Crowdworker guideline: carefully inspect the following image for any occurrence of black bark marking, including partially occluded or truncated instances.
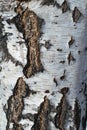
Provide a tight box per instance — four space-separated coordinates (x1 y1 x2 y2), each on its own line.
22 113 34 121
67 52 76 65
60 70 66 80
44 40 52 49
74 99 81 130
41 0 55 6
68 36 74 48
82 116 86 130
41 0 60 8
72 7 81 23
60 87 69 95
57 48 63 52
45 90 50 93
53 78 58 86
59 60 65 64
78 50 81 54
61 0 69 13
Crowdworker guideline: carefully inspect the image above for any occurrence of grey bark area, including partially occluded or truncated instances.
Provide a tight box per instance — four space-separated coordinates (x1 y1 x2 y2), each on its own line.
0 0 87 130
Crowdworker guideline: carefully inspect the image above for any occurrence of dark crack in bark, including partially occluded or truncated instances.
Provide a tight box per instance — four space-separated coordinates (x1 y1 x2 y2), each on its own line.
5 77 30 130
72 7 81 23
74 99 81 130
31 96 51 130
8 5 44 78
54 87 69 130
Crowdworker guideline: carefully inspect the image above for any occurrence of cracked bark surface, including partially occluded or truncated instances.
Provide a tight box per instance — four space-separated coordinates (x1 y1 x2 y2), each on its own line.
0 0 87 130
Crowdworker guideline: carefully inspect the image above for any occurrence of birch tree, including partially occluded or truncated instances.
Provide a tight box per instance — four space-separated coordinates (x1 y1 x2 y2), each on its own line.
0 0 87 130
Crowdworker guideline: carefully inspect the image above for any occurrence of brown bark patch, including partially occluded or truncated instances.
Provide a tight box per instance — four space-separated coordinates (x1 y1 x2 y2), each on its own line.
31 96 51 130
7 5 44 78
54 87 69 130
5 77 30 130
22 8 44 78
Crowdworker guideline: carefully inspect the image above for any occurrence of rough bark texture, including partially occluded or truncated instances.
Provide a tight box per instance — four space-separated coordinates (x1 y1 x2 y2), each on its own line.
0 0 87 130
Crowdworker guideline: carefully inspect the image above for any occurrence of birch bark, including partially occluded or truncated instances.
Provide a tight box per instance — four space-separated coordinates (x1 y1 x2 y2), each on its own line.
0 0 87 130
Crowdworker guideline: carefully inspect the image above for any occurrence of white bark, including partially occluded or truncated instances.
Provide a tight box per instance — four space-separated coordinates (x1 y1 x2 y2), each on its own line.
0 0 87 130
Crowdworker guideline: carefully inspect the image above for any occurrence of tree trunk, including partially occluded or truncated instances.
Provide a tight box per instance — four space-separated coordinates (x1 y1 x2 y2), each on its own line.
0 0 87 130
